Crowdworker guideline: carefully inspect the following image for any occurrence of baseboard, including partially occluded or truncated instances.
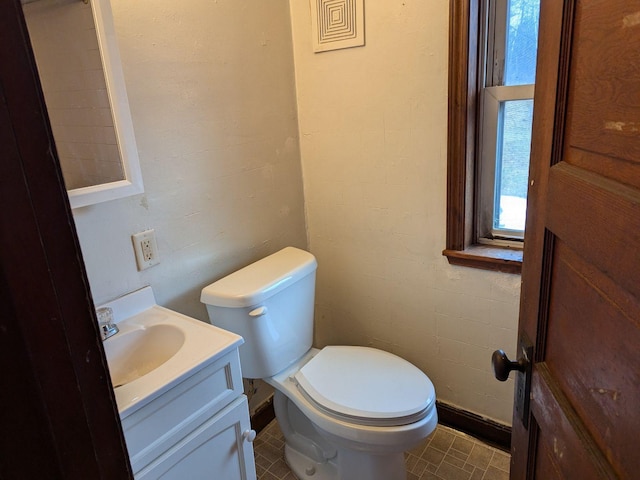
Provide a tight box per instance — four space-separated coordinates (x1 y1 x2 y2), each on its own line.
436 401 511 452
249 397 511 452
250 396 275 434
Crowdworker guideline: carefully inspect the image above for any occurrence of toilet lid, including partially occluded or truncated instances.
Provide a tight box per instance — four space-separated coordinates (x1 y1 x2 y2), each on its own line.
293 346 435 427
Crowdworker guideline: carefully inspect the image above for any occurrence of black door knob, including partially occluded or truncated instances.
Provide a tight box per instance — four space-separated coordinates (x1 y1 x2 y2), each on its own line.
492 349 528 381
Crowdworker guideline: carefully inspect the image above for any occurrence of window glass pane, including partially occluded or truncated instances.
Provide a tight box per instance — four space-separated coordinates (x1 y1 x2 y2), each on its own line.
504 0 540 86
494 99 533 232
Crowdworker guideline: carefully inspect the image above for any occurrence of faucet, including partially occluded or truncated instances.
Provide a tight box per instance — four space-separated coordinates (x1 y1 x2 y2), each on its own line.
97 307 119 341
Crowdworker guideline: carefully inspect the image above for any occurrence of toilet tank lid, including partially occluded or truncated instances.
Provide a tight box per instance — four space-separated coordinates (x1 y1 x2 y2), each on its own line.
200 247 317 308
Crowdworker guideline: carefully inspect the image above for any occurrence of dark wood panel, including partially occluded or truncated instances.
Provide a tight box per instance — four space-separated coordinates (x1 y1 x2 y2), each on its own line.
567 148 640 191
0 236 61 479
442 246 522 274
0 0 132 477
546 162 640 300
545 240 640 478
0 62 103 479
530 364 617 479
250 397 514 452
516 0 640 476
436 401 511 452
534 429 569 480
565 1 640 171
444 0 525 271
251 398 276 435
446 0 480 251
510 1 570 476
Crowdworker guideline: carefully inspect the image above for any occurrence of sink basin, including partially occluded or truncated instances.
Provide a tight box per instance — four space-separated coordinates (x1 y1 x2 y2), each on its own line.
97 286 244 417
104 324 185 388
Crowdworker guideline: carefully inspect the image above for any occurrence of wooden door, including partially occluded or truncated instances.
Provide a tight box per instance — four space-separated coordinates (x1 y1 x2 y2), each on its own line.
508 0 640 478
0 1 132 477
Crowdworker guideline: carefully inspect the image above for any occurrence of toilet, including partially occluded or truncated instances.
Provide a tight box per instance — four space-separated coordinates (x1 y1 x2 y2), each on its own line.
201 247 437 480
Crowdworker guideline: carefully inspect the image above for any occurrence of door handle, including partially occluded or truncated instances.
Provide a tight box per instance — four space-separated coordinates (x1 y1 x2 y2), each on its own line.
492 335 534 428
492 349 528 381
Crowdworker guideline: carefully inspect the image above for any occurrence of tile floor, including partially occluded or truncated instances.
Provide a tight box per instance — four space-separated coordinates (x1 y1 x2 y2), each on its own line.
254 420 510 480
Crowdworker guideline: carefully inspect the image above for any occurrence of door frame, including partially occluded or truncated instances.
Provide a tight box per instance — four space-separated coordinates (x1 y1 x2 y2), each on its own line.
0 0 132 477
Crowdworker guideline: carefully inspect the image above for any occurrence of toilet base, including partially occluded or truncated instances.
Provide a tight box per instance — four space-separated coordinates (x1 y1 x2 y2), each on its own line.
284 442 407 480
266 352 434 480
284 443 337 480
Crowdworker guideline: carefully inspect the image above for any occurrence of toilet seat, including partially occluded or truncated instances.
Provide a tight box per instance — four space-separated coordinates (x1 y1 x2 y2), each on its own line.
293 346 435 427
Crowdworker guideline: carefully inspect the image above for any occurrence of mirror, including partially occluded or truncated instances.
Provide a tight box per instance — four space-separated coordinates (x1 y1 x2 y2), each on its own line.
23 0 143 209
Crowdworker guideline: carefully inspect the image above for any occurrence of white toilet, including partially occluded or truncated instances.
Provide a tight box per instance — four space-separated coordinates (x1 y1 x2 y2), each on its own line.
201 247 437 480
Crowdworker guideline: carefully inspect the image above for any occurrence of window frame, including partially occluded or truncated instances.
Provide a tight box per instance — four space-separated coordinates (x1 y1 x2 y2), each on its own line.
479 84 533 241
443 0 524 274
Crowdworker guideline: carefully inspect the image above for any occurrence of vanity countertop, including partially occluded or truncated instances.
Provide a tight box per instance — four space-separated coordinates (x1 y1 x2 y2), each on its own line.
97 286 243 418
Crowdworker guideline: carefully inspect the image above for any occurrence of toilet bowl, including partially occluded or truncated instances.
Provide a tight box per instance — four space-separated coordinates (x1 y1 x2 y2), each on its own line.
201 247 437 480
268 348 437 479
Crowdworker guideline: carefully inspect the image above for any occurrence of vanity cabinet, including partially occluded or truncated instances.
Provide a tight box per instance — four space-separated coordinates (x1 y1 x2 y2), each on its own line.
121 348 256 479
136 396 254 479
98 286 256 479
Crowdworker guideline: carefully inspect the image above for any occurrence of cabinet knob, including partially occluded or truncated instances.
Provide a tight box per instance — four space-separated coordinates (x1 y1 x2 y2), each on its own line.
243 429 257 443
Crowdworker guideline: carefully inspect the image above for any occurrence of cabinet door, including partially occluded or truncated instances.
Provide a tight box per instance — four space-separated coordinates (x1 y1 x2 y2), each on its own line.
136 396 256 480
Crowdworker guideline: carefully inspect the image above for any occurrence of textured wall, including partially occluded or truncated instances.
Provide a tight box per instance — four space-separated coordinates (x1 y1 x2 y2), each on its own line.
72 0 307 413
68 0 520 425
72 0 307 324
289 0 520 424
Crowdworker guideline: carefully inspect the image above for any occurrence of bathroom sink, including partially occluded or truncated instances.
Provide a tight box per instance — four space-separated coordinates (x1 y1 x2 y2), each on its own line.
97 286 244 417
103 324 185 388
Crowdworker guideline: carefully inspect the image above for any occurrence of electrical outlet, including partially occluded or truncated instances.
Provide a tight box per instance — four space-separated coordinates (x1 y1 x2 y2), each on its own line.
132 229 160 270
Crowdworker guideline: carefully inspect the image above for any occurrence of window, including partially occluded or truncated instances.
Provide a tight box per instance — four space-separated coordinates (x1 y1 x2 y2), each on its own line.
444 0 540 274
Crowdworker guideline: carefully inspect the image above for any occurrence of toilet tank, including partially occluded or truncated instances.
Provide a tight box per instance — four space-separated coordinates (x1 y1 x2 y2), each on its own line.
200 247 317 379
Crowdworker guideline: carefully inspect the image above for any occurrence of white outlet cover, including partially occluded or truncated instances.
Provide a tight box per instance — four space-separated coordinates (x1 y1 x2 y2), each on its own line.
132 229 160 270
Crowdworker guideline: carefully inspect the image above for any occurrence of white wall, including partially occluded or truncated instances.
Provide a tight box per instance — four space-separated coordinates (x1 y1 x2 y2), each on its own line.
69 0 520 425
289 1 520 424
72 0 307 323
71 0 306 413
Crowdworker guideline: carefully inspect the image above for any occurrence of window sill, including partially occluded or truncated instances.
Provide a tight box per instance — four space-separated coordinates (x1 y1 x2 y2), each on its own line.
443 245 522 274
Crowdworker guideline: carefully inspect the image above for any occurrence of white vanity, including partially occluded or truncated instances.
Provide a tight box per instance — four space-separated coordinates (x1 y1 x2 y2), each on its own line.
98 287 256 479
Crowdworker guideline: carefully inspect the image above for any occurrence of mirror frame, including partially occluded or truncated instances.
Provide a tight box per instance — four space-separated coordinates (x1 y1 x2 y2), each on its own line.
67 0 143 209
